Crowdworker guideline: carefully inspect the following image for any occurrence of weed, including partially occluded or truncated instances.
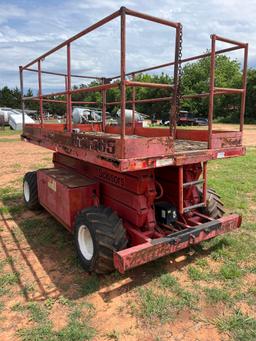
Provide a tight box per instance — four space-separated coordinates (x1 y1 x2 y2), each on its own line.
139 288 173 322
0 272 20 287
218 263 243 280
26 302 48 323
80 275 100 296
18 305 96 341
18 323 54 341
195 258 208 268
44 297 55 310
215 310 256 341
57 320 95 340
158 273 178 288
11 303 27 312
0 187 22 201
57 296 73 307
20 283 35 298
204 287 231 304
187 265 211 281
56 307 96 341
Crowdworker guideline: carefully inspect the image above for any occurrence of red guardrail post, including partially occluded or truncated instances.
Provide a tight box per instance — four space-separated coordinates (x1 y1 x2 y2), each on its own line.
102 78 107 131
19 66 25 132
38 60 43 127
132 73 136 133
208 35 216 149
120 7 126 156
240 44 248 134
66 43 72 132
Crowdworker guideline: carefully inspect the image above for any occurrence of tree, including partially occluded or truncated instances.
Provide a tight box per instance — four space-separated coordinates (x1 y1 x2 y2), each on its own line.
0 55 255 123
181 54 242 121
245 69 256 122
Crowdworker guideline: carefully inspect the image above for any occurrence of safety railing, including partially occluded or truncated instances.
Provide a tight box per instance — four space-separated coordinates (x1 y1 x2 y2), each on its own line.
19 7 248 153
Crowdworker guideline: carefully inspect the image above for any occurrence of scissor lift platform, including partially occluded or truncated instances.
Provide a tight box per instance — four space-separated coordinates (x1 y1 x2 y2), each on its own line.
22 123 245 172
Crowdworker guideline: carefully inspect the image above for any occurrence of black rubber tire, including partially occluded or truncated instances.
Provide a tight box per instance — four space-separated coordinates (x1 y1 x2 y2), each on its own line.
74 206 128 274
23 171 40 210
199 187 225 219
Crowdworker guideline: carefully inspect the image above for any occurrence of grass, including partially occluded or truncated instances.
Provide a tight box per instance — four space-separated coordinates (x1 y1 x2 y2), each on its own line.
79 274 100 296
27 302 48 323
0 272 20 287
0 127 21 136
0 138 20 142
204 287 231 304
18 305 96 341
218 263 243 281
138 274 199 322
138 288 174 323
208 148 256 212
20 217 70 248
215 310 256 341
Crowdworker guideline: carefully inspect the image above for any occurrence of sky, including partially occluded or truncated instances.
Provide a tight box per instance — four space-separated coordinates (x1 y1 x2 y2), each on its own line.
0 0 255 92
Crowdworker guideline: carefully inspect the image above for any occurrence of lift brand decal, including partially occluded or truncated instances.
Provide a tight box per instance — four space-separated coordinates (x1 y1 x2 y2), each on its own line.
98 168 125 187
48 179 56 192
72 135 116 155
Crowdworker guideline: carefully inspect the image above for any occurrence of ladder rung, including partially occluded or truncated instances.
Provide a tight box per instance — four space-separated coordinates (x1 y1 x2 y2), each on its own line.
183 179 204 188
183 202 205 213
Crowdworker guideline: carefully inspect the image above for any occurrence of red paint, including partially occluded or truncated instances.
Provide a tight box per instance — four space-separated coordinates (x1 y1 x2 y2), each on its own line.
114 214 241 273
37 168 99 230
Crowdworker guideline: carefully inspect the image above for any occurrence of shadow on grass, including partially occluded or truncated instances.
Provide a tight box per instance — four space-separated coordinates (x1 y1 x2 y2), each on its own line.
0 191 229 303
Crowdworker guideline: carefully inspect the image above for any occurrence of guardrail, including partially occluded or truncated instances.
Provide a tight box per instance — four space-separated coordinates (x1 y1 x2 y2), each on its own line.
19 6 248 153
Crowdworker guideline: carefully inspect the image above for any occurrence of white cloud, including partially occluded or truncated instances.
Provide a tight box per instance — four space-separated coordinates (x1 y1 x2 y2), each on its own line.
0 4 25 24
0 0 255 90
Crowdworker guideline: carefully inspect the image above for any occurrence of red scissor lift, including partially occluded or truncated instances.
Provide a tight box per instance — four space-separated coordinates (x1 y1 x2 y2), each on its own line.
20 7 248 273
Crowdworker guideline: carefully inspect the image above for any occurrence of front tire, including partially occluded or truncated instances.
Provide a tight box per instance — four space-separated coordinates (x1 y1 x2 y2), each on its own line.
74 206 128 274
23 171 40 210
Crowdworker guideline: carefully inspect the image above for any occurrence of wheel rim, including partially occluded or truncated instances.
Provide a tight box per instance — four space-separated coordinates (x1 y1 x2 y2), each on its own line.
78 225 94 261
24 180 30 202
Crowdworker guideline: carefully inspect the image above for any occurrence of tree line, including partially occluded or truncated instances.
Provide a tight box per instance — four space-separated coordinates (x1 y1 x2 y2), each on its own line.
0 55 255 123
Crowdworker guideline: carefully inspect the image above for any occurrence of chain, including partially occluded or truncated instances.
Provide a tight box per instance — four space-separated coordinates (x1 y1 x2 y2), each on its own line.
176 24 183 116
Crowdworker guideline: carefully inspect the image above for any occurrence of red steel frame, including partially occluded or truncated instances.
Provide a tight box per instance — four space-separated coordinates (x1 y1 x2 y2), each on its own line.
20 7 248 149
19 8 248 273
19 7 248 149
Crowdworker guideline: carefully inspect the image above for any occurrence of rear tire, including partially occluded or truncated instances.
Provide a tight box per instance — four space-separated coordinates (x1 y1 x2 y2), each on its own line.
74 206 128 274
199 187 225 219
23 171 40 210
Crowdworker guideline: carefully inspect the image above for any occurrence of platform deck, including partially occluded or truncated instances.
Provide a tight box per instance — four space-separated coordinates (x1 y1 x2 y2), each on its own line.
22 124 245 172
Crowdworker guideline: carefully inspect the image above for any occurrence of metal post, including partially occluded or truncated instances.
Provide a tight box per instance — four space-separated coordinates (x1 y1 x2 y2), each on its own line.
38 60 43 127
240 44 248 134
208 35 216 149
120 7 126 150
102 78 107 131
170 24 181 138
178 166 184 214
132 73 136 133
19 66 25 132
203 162 207 205
66 43 72 132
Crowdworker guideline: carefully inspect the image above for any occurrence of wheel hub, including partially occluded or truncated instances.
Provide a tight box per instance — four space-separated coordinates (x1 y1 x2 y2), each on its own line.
78 225 94 261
